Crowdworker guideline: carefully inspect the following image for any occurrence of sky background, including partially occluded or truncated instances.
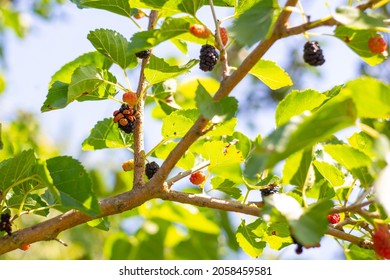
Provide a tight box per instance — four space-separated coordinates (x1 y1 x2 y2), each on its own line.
0 0 374 259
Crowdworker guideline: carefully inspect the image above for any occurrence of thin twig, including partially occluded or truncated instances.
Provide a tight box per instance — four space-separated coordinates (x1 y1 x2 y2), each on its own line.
329 199 375 214
209 0 230 79
166 161 210 187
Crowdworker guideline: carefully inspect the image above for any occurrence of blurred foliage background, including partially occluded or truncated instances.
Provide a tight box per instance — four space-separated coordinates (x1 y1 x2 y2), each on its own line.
0 0 388 260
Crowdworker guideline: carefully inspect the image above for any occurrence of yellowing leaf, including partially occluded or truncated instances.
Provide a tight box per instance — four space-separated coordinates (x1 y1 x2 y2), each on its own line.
248 59 293 90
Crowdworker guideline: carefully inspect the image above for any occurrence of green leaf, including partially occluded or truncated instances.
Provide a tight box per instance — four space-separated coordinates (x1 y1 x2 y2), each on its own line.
341 77 390 118
161 109 198 139
275 89 327 127
211 176 242 199
87 29 137 69
324 144 374 187
154 142 195 170
6 194 49 216
244 98 357 178
176 0 204 16
72 0 133 17
140 201 220 235
0 150 37 192
313 160 345 187
348 132 375 158
262 222 291 250
206 118 237 137
345 244 378 260
228 131 252 158
68 65 116 102
374 164 390 216
145 55 198 85
0 123 3 150
0 73 5 94
127 17 190 54
195 82 238 123
231 0 279 46
290 199 334 246
46 156 100 216
41 81 69 112
49 51 110 86
248 59 293 90
334 6 388 30
236 219 266 258
306 178 336 201
82 118 134 150
334 26 387 66
282 148 313 187
87 217 110 231
236 0 259 15
103 232 132 259
198 141 243 183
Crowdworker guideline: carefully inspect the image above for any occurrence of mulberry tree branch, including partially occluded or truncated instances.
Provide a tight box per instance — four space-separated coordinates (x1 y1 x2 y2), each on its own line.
133 10 159 190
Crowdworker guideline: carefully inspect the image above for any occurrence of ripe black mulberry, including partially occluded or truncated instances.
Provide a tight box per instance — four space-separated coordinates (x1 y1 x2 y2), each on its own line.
199 44 219 71
135 49 151 59
145 161 160 179
260 184 280 198
303 41 325 66
0 213 12 236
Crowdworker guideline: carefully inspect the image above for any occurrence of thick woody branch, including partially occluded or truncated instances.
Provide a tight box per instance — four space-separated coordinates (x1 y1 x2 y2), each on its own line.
157 188 262 216
133 10 159 189
326 227 373 249
0 188 154 255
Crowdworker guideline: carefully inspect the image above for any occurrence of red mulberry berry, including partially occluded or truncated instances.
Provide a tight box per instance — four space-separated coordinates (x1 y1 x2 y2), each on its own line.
303 41 325 66
189 24 211 39
199 44 219 72
19 244 31 251
215 27 228 47
122 91 138 106
189 171 206 185
372 224 390 259
368 36 387 54
327 213 341 224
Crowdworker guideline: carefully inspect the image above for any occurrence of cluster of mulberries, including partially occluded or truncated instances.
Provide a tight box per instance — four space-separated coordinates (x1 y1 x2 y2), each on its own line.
113 104 139 134
199 44 219 72
260 184 280 198
1 213 12 236
303 41 325 66
145 161 160 179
